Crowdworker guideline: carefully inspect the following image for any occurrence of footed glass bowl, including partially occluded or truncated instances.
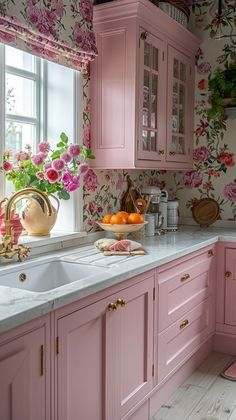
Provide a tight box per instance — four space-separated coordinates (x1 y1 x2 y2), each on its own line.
96 221 147 240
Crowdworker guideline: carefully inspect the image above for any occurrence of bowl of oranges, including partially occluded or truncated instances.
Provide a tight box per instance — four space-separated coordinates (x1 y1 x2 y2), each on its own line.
97 211 147 240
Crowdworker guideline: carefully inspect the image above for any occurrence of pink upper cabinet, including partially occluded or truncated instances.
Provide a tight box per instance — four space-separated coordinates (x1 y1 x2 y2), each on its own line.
90 0 200 169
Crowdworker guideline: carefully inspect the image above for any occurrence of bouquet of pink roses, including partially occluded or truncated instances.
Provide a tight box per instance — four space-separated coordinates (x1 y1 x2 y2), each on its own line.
1 132 95 200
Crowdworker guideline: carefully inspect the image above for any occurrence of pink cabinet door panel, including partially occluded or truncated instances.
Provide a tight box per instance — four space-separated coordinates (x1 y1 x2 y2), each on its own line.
57 296 112 420
158 258 213 331
56 275 154 420
117 277 154 418
0 327 46 420
225 248 236 325
137 29 166 161
157 297 215 383
166 45 194 164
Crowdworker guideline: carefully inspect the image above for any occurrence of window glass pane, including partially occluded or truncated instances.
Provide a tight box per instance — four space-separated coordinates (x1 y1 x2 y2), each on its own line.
144 42 151 67
6 73 36 118
5 45 36 73
173 59 179 78
5 121 36 153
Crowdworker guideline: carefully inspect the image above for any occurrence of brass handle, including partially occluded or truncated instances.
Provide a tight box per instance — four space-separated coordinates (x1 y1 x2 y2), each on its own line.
180 319 189 330
169 151 175 156
116 298 126 308
140 31 148 40
208 250 214 257
225 271 232 278
181 273 190 282
158 149 165 155
107 302 117 312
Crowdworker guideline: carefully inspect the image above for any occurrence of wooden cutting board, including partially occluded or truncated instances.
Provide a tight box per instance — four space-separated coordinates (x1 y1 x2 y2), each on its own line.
191 198 220 226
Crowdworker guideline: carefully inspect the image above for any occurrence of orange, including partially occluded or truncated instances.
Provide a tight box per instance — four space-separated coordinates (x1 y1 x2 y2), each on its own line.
110 214 127 224
116 211 129 223
102 214 112 224
127 213 144 224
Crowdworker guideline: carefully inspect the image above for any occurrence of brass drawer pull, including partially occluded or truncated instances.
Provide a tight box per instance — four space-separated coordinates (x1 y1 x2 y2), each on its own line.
181 273 190 282
169 151 175 156
208 250 214 257
180 319 189 330
107 302 117 312
225 271 232 278
116 298 126 308
158 149 165 155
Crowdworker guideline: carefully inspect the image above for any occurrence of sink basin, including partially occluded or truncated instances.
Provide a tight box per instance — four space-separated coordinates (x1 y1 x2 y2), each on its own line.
0 260 102 292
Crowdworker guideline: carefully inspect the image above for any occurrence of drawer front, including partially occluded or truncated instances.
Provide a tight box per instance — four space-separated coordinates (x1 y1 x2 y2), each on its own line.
159 260 213 331
157 297 215 383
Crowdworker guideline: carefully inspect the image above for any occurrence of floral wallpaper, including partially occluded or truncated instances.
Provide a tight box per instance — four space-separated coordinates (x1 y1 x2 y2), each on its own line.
83 0 236 232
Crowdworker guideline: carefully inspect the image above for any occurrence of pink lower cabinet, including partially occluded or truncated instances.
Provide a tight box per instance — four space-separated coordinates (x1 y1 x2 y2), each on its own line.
225 248 236 326
157 297 215 383
0 325 48 420
56 274 154 420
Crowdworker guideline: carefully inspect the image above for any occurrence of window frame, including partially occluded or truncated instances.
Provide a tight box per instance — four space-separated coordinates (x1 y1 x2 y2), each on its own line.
0 44 85 234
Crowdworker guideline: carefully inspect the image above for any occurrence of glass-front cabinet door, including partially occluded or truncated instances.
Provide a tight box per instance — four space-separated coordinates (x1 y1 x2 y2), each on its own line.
167 46 194 163
137 29 166 161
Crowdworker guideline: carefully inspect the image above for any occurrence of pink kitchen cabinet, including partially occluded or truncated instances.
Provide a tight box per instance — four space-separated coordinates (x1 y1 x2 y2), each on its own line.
0 319 50 420
56 274 154 420
91 0 200 170
225 248 236 326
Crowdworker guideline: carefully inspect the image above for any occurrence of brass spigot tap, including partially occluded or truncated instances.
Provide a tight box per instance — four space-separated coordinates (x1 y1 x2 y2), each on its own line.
0 188 53 262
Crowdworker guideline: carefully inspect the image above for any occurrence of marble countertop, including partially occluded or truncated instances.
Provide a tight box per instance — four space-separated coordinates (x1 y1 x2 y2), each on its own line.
1 226 236 334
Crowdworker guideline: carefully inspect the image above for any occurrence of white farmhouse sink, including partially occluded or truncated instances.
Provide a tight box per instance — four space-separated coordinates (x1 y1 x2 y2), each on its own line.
0 260 102 293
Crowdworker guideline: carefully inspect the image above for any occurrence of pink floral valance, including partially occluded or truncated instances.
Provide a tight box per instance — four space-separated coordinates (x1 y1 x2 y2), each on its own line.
0 0 97 70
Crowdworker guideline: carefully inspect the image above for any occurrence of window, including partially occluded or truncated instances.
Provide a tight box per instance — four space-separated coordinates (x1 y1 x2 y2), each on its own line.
0 44 84 233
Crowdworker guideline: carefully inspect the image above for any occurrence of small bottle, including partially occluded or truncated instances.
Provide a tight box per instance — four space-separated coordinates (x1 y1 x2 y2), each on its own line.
145 214 155 236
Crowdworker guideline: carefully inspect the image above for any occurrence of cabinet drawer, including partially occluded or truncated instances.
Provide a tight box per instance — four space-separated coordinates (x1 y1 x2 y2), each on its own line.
157 297 215 383
158 248 214 331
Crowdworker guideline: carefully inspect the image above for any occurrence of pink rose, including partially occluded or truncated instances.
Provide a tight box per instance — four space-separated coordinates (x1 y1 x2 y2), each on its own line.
197 62 211 75
44 162 52 170
183 171 203 189
88 201 95 213
18 151 29 161
61 152 72 163
193 146 211 162
83 169 99 192
66 182 80 192
62 172 73 185
79 163 89 174
38 141 50 153
36 171 44 180
52 158 65 171
224 182 236 202
3 161 12 171
68 144 81 157
0 31 15 43
31 153 45 166
45 168 59 184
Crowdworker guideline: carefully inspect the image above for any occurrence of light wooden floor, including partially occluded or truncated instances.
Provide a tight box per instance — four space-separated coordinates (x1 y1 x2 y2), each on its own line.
152 352 236 420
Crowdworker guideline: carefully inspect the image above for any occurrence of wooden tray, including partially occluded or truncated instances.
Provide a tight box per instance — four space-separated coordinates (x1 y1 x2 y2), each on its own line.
191 198 220 226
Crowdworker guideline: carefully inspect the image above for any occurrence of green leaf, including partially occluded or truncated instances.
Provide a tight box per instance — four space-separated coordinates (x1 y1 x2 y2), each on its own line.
58 189 70 200
60 132 69 144
56 142 65 148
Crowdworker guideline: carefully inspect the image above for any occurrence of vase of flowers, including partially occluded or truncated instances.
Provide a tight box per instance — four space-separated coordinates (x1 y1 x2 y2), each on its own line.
1 132 94 236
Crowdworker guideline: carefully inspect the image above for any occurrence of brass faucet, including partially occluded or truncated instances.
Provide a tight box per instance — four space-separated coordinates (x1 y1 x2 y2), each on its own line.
0 188 53 262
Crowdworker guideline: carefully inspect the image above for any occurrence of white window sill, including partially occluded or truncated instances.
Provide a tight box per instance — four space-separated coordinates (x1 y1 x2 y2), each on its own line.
19 231 87 249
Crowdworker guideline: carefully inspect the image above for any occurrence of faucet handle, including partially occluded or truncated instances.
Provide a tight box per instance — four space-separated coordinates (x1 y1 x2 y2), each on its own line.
17 245 30 262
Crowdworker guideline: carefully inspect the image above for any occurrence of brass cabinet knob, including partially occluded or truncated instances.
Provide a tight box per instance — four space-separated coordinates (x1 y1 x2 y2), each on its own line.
208 250 214 257
116 298 126 308
180 319 189 330
169 151 175 156
158 149 165 155
140 31 148 40
181 273 190 282
225 271 232 278
107 302 117 312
